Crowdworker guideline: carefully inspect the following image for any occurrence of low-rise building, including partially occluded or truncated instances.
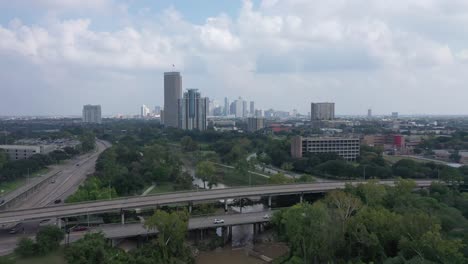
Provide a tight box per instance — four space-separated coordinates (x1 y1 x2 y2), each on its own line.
0 145 55 160
459 151 468 165
291 136 360 161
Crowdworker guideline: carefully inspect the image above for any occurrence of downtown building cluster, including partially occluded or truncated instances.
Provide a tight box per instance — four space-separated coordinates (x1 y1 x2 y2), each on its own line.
162 72 208 131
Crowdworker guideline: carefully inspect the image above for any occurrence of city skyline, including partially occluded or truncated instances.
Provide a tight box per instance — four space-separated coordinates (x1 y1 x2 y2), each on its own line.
3 1 468 115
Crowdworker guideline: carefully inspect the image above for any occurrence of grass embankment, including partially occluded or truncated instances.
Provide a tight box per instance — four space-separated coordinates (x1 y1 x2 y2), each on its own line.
0 168 48 195
6 249 66 264
217 167 269 186
148 182 176 194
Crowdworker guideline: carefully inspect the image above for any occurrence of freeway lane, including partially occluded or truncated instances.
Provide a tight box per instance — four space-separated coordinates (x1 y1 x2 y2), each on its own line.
17 140 111 209
0 180 434 224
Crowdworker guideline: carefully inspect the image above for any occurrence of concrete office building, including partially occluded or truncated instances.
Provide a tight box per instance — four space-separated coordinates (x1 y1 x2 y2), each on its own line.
178 89 208 131
392 112 399 119
224 97 230 116
235 97 243 118
250 101 255 116
311 102 335 121
0 145 55 160
154 106 161 115
247 117 265 132
164 72 182 127
82 105 102 124
140 104 150 118
255 109 263 117
291 136 360 161
243 100 248 117
368 109 372 118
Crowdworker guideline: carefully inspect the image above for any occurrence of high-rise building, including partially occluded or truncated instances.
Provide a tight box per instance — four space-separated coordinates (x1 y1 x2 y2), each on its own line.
224 97 230 116
311 102 335 121
82 105 102 124
264 109 275 118
367 108 372 118
235 97 243 118
164 72 182 128
255 109 263 117
141 104 150 118
250 101 255 116
178 89 208 131
243 100 248 117
392 112 399 119
154 106 161 115
247 117 265 132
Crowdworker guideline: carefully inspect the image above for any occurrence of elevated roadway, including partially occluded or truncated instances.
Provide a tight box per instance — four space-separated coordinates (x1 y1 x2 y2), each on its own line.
0 180 433 225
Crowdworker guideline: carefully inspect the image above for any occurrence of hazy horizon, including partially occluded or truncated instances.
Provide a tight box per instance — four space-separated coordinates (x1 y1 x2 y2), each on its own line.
1 1 468 116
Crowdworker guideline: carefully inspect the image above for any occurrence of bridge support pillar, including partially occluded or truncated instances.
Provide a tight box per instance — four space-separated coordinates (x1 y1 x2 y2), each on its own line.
121 211 125 225
253 223 257 235
240 198 243 213
57 218 62 229
224 199 228 213
300 193 303 203
268 196 272 210
188 202 192 214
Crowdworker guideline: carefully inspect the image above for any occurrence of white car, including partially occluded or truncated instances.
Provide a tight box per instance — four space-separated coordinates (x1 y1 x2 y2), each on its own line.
213 219 224 224
263 214 270 219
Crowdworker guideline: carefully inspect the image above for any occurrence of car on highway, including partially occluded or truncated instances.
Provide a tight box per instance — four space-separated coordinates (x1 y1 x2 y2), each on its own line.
71 226 88 232
9 223 23 234
263 214 270 219
0 199 4 205
50 179 56 184
54 199 62 204
76 163 80 166
213 219 224 224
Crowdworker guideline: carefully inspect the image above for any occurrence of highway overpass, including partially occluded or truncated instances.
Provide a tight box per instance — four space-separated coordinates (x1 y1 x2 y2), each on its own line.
89 211 272 240
0 180 434 225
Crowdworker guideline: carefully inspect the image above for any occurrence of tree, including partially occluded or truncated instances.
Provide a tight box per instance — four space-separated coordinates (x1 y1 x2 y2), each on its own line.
144 210 193 263
65 233 119 264
15 238 36 257
276 202 337 263
269 173 292 184
35 226 65 254
180 136 198 152
196 161 217 189
325 190 362 230
174 172 193 190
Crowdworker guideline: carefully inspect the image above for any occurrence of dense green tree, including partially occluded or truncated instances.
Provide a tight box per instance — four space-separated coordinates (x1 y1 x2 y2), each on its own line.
15 238 36 257
65 233 125 264
35 226 65 255
195 161 217 189
180 136 198 152
269 173 293 184
144 210 193 263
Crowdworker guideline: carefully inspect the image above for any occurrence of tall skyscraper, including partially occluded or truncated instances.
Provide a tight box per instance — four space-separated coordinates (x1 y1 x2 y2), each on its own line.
178 89 208 131
141 104 150 118
154 106 161 115
392 112 399 119
235 97 243 118
224 97 230 116
250 101 255 116
164 72 182 128
243 100 248 117
311 102 335 121
367 108 372 118
82 105 102 124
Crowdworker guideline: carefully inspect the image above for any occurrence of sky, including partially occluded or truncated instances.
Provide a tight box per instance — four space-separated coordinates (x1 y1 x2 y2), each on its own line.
1 0 468 116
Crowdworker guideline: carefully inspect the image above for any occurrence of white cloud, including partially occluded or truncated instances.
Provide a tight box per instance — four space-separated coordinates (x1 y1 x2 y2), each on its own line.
1 0 468 115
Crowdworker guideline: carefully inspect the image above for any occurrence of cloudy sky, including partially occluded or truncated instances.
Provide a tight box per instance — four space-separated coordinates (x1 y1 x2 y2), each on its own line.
1 0 468 116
